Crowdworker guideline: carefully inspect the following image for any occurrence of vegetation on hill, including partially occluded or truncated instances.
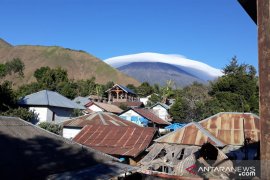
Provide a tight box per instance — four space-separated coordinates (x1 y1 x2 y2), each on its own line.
0 39 140 86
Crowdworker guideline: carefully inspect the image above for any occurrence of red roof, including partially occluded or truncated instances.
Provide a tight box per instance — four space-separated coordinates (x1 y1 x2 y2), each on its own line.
73 125 156 158
63 112 138 127
132 108 170 125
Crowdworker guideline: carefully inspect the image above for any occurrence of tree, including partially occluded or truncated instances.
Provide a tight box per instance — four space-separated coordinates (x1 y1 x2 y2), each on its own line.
210 57 258 114
33 67 69 90
38 122 62 135
181 82 210 121
0 107 38 122
137 82 153 97
161 80 175 103
169 97 188 123
5 58 25 77
126 84 137 93
148 93 162 106
76 77 96 96
0 81 16 112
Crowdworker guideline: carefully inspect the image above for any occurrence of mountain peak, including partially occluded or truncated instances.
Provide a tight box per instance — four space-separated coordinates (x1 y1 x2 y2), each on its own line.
0 38 12 48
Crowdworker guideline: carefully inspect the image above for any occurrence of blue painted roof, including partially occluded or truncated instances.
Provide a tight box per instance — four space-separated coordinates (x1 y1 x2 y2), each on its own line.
117 84 135 94
73 96 90 106
165 123 186 131
18 90 85 109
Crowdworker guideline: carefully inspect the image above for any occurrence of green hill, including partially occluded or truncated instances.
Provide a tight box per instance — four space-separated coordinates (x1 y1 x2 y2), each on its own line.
0 39 140 86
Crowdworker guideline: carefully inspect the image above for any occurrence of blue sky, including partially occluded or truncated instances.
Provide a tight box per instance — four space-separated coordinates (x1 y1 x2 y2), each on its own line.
0 0 257 69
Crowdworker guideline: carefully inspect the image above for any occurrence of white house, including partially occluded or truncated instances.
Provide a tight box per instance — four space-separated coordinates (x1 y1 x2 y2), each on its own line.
18 90 85 124
119 108 170 129
150 102 171 122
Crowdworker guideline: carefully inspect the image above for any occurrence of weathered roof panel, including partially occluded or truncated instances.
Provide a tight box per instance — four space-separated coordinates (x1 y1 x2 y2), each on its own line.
62 112 138 127
155 112 260 146
73 125 156 157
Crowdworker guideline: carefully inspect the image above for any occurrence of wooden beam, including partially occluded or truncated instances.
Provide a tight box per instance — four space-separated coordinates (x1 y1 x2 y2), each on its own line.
258 0 270 179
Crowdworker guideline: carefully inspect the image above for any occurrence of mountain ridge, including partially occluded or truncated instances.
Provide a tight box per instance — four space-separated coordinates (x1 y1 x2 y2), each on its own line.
0 39 140 87
118 62 206 87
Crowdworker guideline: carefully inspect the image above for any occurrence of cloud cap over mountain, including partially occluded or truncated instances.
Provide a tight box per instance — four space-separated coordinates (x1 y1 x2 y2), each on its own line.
104 52 223 81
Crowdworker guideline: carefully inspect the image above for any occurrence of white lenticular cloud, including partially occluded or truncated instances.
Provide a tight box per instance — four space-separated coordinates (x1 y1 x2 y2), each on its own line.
104 52 223 78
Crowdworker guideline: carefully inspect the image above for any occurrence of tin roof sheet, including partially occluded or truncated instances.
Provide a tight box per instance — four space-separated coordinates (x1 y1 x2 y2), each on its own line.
73 125 156 157
155 112 260 146
62 112 138 127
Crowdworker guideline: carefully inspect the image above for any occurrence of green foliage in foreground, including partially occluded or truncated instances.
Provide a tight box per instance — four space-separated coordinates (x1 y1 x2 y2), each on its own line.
38 122 62 135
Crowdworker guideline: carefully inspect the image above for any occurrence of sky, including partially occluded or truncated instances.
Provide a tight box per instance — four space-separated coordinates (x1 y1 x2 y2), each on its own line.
0 0 257 70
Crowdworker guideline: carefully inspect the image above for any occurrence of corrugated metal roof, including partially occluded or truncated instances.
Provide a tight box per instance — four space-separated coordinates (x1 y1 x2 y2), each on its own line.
62 112 138 127
131 108 171 125
86 102 123 114
18 90 85 109
73 125 156 158
155 112 260 146
0 116 133 179
73 96 91 106
199 112 260 145
156 122 225 147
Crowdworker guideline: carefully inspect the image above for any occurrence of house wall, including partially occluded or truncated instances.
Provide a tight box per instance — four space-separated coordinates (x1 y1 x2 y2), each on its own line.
152 105 169 120
120 110 145 127
30 106 75 123
48 107 74 122
88 104 103 112
29 107 49 122
63 127 82 139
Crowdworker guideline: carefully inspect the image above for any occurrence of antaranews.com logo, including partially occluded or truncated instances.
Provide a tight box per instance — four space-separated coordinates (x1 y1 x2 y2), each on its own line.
185 161 259 179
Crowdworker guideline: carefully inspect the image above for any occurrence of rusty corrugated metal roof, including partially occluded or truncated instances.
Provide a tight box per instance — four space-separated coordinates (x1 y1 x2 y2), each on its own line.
62 112 138 127
155 112 260 146
199 112 260 145
73 125 156 158
155 122 225 147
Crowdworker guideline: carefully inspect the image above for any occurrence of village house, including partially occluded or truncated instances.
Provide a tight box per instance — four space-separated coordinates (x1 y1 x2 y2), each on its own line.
73 124 157 166
0 116 136 179
150 102 171 122
84 101 123 114
18 90 85 124
61 111 138 139
119 108 170 132
106 84 139 103
138 112 260 178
